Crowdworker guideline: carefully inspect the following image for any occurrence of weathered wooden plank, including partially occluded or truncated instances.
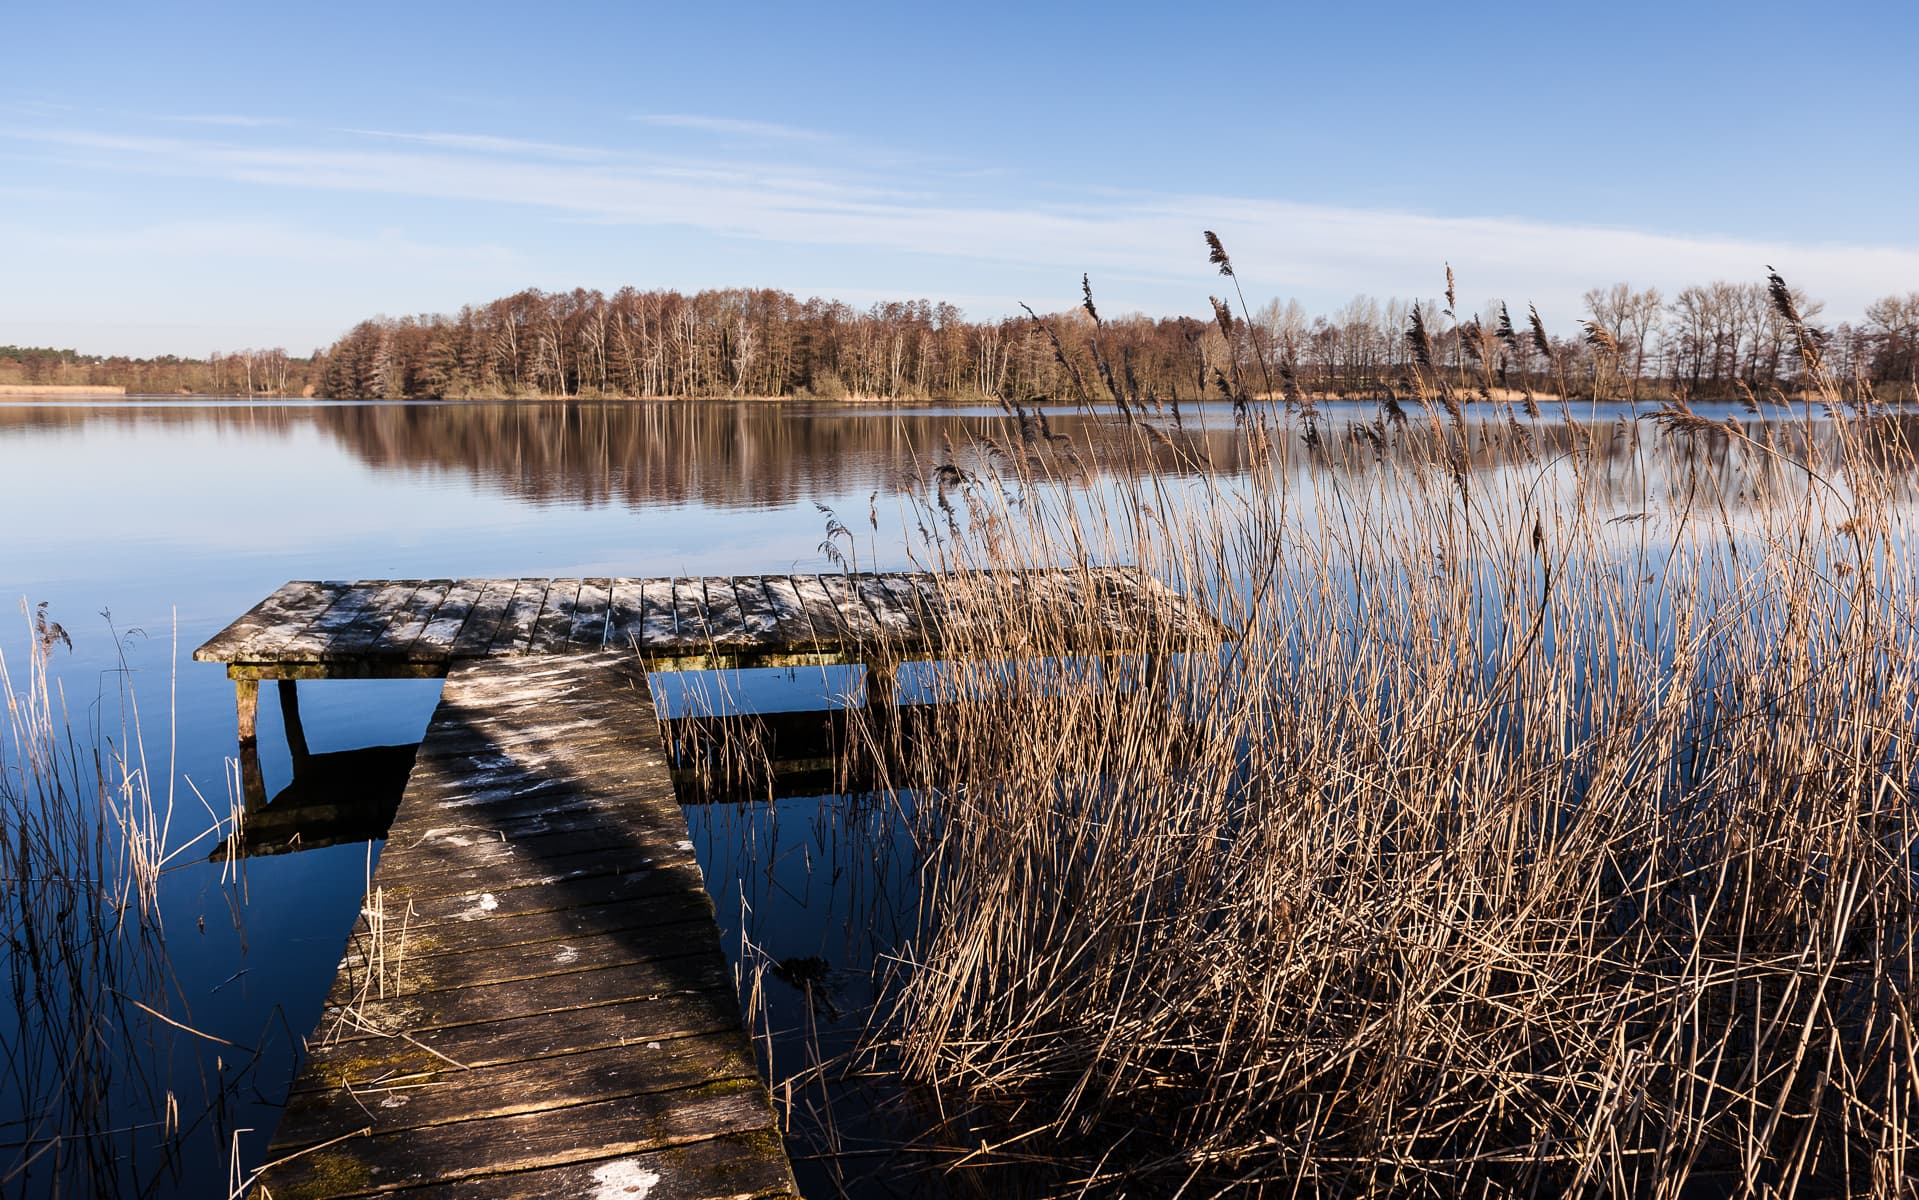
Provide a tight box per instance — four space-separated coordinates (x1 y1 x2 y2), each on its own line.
412 579 490 657
527 578 583 655
816 572 883 642
856 573 919 642
338 896 720 978
567 578 612 648
289 989 747 1093
325 951 734 1039
226 660 450 682
487 580 552 656
372 862 709 936
270 584 396 660
669 577 715 651
788 573 850 644
341 921 725 989
390 769 670 831
897 571 989 647
362 580 454 659
195 581 339 662
219 582 347 662
449 579 521 656
699 577 750 648
637 578 679 655
321 970 739 1054
390 740 667 803
274 1032 759 1149
602 577 647 650
758 575 819 650
258 1078 777 1197
380 816 691 883
316 581 424 661
876 572 937 644
393 1131 800 1200
729 575 782 647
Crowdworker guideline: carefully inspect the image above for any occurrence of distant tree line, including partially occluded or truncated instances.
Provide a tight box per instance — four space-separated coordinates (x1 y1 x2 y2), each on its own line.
8 278 1919 403
313 282 1919 404
0 345 314 396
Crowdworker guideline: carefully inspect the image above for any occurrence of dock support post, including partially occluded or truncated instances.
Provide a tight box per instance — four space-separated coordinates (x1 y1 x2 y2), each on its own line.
235 679 259 745
863 658 899 769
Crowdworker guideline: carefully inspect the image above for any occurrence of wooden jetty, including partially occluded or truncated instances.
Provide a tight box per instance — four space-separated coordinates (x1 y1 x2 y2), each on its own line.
198 571 1219 1198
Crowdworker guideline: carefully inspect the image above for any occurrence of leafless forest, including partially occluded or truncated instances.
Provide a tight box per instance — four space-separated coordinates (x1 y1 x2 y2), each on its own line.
6 281 1919 402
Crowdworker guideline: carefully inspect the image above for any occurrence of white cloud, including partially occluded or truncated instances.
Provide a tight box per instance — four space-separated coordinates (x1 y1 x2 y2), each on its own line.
7 217 521 268
635 113 833 142
5 122 1918 329
338 128 614 161
157 113 289 128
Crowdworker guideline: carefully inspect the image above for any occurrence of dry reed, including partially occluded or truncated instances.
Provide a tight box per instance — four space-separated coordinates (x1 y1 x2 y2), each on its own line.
839 270 1919 1197
1 610 250 1196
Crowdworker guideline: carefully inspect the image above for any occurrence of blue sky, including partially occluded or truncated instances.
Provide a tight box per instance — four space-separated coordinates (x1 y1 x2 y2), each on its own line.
3 0 1915 356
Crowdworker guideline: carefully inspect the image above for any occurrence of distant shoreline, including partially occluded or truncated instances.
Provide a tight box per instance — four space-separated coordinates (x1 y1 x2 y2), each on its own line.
0 383 128 398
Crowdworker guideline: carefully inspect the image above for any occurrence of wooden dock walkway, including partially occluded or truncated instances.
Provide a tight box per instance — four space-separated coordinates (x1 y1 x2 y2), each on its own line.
244 654 795 1198
198 571 1220 1198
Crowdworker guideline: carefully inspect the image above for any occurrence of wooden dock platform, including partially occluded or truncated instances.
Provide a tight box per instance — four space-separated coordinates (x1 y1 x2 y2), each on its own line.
199 571 1221 1198
194 570 1216 677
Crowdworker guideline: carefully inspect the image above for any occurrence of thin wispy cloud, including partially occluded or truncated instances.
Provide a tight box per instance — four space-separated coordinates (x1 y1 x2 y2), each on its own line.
636 113 834 143
10 217 522 267
340 128 615 161
7 120 1919 328
158 113 289 128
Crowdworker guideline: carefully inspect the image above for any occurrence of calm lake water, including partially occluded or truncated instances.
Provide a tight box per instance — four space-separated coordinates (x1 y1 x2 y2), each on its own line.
0 395 1794 1196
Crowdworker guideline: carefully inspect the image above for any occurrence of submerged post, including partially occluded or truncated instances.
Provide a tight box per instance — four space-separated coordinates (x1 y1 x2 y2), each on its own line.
863 657 899 770
278 679 311 772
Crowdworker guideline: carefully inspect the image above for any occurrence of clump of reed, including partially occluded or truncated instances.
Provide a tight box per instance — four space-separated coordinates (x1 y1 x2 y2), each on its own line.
847 262 1919 1196
1 609 247 1196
